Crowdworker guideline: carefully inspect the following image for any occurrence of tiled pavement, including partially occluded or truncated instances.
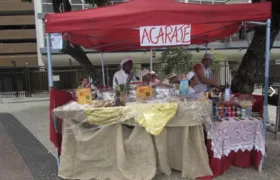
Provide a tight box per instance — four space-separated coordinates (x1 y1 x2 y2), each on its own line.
0 113 57 180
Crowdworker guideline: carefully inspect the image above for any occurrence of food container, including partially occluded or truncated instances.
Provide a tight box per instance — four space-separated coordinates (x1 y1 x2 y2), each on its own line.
237 108 241 118
154 85 175 99
97 89 116 101
227 107 232 117
136 86 153 100
241 109 246 118
223 107 228 117
232 107 236 117
77 88 92 104
219 107 224 118
214 107 219 121
246 107 252 118
238 95 255 109
239 100 254 109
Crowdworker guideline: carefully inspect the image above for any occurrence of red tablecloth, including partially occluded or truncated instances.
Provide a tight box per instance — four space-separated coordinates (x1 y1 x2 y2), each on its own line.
198 140 262 180
199 94 264 180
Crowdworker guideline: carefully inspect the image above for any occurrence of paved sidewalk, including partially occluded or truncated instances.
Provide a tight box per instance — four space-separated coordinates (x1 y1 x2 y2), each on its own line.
0 113 57 180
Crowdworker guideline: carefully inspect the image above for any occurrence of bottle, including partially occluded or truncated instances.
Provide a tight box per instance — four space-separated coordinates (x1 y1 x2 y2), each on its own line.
224 83 231 102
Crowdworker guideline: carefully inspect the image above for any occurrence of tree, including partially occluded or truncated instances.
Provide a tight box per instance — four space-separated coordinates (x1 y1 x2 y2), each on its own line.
231 0 280 94
159 47 192 76
22 0 110 81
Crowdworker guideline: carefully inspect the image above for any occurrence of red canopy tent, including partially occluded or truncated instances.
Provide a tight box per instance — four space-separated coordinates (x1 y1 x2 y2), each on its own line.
45 0 271 51
44 0 272 174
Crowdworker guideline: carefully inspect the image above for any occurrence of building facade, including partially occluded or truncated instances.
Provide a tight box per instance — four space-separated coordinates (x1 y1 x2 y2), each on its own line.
0 0 37 67
35 0 280 67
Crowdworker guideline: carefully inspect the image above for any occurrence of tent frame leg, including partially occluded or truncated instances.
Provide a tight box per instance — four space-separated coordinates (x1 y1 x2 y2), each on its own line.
259 18 271 172
46 33 54 88
245 19 271 172
150 49 153 71
100 52 106 87
46 33 60 168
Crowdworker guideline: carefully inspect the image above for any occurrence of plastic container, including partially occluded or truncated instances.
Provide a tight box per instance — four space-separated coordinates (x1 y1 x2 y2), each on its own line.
136 86 153 100
224 83 231 102
179 79 189 96
246 107 252 118
241 109 246 118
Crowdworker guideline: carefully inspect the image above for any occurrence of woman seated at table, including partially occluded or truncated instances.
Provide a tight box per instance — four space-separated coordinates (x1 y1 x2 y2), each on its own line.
186 71 205 99
77 76 97 98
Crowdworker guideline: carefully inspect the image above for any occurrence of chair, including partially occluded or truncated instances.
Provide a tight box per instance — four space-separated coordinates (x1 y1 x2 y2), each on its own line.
49 88 74 167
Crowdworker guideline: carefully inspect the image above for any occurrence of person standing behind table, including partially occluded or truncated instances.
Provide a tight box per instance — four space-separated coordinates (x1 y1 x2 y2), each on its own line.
113 57 136 88
193 53 220 92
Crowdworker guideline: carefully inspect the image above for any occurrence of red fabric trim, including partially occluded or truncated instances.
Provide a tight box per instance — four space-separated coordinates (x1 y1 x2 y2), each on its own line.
198 140 262 180
49 88 74 155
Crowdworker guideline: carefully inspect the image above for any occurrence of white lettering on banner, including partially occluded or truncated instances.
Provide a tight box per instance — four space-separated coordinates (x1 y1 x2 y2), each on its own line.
50 33 63 50
139 24 191 46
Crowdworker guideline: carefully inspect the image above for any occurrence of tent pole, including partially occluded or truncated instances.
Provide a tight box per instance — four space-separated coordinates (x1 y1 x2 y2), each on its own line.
101 52 106 87
150 49 153 71
260 18 271 172
46 33 53 88
46 33 59 168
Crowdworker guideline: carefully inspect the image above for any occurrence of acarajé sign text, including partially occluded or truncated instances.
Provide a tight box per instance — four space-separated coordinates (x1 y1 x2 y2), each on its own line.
139 24 191 46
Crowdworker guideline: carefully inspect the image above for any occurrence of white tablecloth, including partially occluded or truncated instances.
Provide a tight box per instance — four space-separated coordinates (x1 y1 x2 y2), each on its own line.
207 118 265 159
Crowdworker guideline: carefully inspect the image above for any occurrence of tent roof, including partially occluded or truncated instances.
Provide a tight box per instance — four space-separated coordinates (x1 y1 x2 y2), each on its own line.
45 0 271 51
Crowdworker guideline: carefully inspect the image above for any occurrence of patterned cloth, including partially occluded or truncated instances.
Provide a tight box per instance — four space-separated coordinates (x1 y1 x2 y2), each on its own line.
207 118 265 159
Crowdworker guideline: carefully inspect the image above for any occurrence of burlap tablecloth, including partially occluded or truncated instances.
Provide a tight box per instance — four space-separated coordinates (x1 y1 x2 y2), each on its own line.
54 101 213 180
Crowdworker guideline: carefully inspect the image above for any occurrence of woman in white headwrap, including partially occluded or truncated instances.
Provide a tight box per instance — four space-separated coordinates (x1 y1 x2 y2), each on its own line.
113 56 136 88
186 71 204 99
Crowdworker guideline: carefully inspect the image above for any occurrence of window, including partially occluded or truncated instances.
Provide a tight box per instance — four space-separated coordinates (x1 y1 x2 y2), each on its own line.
43 4 53 13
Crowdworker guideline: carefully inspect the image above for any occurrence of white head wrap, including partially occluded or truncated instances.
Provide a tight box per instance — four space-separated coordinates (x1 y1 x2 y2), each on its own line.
120 56 133 67
203 53 213 61
186 71 195 81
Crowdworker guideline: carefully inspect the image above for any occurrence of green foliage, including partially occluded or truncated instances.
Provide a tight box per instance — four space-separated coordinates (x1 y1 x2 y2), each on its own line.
159 47 192 76
210 49 226 62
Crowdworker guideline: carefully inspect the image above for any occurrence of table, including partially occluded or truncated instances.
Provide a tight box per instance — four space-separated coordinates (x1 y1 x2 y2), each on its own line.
201 118 265 179
53 100 213 180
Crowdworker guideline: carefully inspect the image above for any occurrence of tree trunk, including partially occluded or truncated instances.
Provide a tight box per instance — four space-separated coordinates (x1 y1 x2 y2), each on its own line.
231 26 279 94
231 0 280 94
52 0 97 80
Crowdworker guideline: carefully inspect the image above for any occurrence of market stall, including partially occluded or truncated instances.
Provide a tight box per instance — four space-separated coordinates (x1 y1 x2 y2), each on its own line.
44 0 272 179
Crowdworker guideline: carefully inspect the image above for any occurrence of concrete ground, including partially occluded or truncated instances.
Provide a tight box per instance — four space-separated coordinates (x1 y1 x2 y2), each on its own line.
0 90 279 180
